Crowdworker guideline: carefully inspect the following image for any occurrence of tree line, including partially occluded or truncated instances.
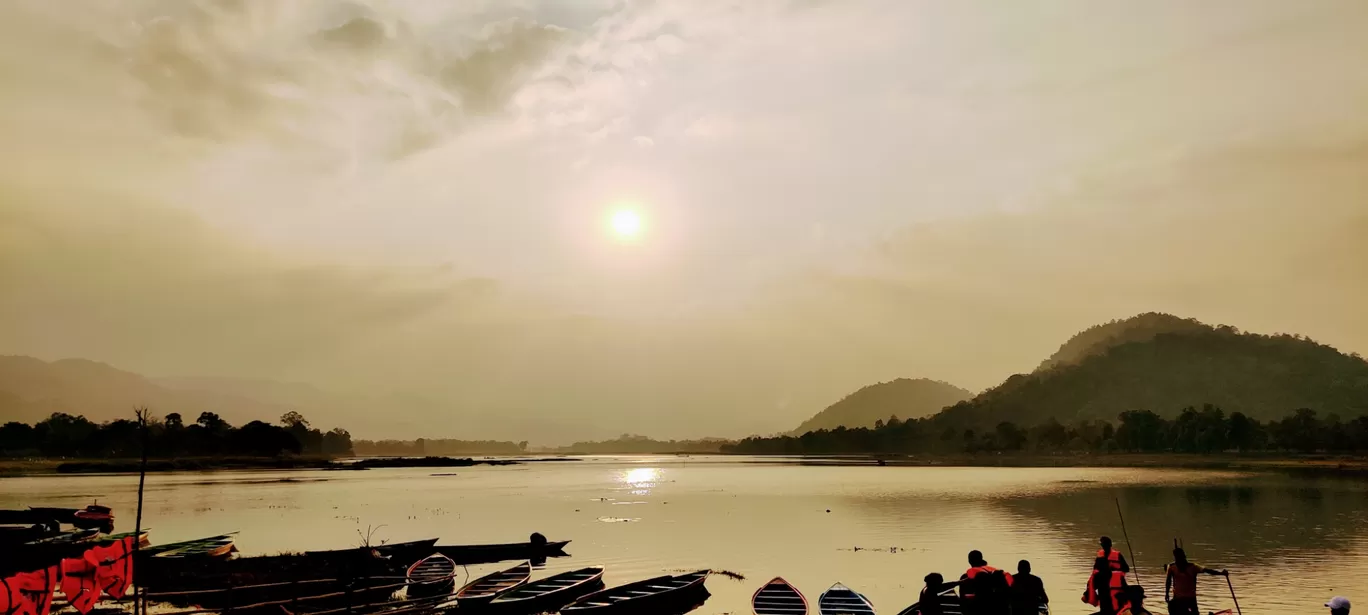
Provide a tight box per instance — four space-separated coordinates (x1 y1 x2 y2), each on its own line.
0 411 353 458
722 405 1368 455
353 438 528 456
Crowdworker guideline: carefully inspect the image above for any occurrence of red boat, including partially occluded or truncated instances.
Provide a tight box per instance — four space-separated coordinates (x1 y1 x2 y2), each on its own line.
71 505 114 531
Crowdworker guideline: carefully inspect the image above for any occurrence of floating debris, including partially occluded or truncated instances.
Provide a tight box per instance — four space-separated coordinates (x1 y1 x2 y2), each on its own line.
596 517 640 523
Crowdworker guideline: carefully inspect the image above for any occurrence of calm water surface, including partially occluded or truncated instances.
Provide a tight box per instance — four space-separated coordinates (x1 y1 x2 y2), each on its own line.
4 457 1366 615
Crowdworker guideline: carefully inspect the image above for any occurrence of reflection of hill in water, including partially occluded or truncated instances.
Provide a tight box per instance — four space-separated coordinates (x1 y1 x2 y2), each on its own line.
993 476 1368 569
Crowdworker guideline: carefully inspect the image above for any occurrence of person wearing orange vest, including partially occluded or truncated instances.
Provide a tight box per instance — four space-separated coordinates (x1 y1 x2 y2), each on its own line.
1083 556 1129 615
1118 586 1155 615
1098 536 1131 573
960 550 1013 615
1163 547 1226 615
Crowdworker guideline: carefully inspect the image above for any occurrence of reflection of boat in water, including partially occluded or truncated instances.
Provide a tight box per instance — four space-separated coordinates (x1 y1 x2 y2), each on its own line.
487 565 606 614
562 570 710 614
753 577 808 615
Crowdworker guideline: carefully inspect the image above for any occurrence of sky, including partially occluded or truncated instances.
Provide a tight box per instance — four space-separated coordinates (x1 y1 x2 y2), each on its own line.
2 0 1367 443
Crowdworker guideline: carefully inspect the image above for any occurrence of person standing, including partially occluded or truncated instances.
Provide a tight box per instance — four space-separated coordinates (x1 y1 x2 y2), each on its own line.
1326 596 1351 615
1163 547 1227 615
1083 556 1128 615
1009 560 1049 615
1098 536 1131 573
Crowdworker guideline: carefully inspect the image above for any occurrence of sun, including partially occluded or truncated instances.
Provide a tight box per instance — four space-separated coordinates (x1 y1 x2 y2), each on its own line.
609 209 644 239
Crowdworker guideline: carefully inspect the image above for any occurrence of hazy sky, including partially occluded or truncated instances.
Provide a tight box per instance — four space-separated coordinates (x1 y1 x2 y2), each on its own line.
3 0 1367 442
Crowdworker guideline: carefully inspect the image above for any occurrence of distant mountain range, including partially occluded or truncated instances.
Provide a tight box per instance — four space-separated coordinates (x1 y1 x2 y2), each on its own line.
790 378 973 433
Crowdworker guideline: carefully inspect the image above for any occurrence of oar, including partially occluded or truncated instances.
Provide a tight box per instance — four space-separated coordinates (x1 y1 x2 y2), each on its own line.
1225 573 1242 615
1114 497 1142 585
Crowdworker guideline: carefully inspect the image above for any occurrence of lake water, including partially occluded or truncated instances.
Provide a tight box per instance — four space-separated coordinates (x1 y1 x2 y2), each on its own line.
3 457 1365 615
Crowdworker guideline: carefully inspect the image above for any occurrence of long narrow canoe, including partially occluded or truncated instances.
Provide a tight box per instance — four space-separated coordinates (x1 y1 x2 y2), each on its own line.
818 583 874 615
23 528 101 546
456 561 532 604
154 534 236 558
305 537 439 563
754 577 808 615
894 589 960 615
487 566 605 613
561 570 710 614
434 540 570 565
139 533 237 558
407 553 457 599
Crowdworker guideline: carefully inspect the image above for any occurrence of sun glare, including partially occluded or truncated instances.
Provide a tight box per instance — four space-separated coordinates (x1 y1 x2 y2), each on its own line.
609 209 643 240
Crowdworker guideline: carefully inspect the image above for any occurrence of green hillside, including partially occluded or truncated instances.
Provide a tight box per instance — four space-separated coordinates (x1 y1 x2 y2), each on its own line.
791 378 973 434
1036 312 1210 371
939 322 1368 428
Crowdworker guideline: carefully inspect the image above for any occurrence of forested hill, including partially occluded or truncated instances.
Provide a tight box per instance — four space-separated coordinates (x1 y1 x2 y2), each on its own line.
791 378 973 433
1036 312 1210 371
937 324 1368 428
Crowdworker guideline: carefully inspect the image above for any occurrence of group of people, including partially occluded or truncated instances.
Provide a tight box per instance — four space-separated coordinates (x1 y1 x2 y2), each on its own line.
917 536 1353 615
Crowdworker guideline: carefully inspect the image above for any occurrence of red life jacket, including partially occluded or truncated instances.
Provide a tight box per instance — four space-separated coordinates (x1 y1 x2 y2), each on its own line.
59 558 99 615
1082 569 1127 611
85 537 135 599
1097 548 1123 570
962 566 1014 599
1 566 60 615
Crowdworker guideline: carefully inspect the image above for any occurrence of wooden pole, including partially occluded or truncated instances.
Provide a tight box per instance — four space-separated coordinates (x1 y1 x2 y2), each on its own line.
1114 497 1142 585
134 408 150 615
1225 574 1242 615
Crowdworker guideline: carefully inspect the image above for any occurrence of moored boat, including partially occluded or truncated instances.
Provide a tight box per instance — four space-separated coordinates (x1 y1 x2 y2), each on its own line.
23 528 101 546
456 561 532 605
754 577 808 615
153 534 237 558
407 553 457 599
486 565 605 613
71 504 114 530
433 538 570 565
818 583 874 615
561 570 710 614
893 589 960 615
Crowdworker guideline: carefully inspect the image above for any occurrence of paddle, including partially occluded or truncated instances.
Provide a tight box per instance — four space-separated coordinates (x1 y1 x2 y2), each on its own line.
1224 573 1242 615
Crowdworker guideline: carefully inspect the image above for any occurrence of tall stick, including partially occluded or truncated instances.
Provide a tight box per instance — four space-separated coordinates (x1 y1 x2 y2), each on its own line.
1114 497 1142 585
1225 574 1242 615
134 408 150 615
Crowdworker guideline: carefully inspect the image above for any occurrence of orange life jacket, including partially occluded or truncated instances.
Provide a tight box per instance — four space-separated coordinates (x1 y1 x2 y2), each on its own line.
1097 548 1123 570
85 537 135 599
59 558 99 615
962 566 1013 599
1 566 60 615
1082 569 1127 612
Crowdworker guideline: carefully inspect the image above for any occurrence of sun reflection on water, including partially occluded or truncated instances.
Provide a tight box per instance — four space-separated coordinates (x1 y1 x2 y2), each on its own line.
620 467 661 495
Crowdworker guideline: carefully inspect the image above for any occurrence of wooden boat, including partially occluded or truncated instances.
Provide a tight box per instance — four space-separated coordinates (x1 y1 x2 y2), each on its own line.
434 539 570 565
306 538 440 564
486 566 605 613
407 553 457 599
139 533 237 557
23 528 100 546
561 570 710 614
455 561 532 605
893 589 1047 615
754 577 808 615
71 504 114 530
154 534 237 558
818 583 874 615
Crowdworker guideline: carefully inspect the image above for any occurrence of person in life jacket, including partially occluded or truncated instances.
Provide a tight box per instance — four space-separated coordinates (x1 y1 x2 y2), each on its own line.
1083 556 1129 615
1098 537 1131 573
1118 585 1154 615
1163 547 1226 615
960 550 1013 615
